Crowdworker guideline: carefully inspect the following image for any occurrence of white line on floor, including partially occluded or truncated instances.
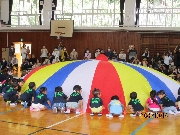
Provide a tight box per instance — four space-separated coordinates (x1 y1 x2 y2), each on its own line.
46 113 83 128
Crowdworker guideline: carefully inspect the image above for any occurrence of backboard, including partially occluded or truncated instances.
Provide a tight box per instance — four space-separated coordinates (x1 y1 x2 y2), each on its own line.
50 20 74 37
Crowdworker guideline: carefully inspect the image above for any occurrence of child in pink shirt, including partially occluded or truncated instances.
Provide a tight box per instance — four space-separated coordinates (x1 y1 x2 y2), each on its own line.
146 90 161 112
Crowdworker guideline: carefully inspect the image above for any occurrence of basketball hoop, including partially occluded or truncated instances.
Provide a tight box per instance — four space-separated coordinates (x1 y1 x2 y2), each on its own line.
55 32 62 39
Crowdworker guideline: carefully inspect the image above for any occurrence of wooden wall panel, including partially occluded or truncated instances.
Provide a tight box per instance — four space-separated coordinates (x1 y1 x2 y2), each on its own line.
140 33 180 59
0 31 141 61
0 33 8 60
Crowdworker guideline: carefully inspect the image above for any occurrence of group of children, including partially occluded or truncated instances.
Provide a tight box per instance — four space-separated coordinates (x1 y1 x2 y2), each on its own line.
1 77 180 117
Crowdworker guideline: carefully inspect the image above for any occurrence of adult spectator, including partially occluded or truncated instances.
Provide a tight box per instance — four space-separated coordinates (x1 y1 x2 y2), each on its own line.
163 52 172 70
94 48 100 58
142 48 149 60
21 44 27 63
105 47 113 60
58 42 63 61
9 43 15 62
84 49 91 60
26 46 30 59
52 48 60 62
42 58 50 66
149 58 156 69
1 58 8 70
21 59 31 70
70 48 78 60
29 54 38 66
61 47 69 61
127 45 137 62
119 49 126 62
141 58 148 67
154 52 161 67
174 45 180 67
112 50 118 59
40 46 48 63
10 55 18 71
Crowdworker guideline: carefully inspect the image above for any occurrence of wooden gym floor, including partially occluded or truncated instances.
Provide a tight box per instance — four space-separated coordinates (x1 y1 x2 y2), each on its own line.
0 70 176 135
0 98 180 135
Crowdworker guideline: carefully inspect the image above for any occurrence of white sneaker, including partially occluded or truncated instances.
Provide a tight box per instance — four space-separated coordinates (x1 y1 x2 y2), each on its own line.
21 102 24 105
119 115 124 118
65 109 70 114
10 103 17 107
169 110 175 115
130 114 136 117
98 113 102 116
173 110 179 115
90 113 94 116
109 114 113 118
60 107 65 113
76 111 80 115
106 114 110 117
53 107 57 114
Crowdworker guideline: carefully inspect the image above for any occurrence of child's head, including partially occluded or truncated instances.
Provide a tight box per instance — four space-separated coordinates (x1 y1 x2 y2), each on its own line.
178 88 180 95
29 82 36 89
150 90 156 98
130 92 137 99
55 86 63 92
73 85 82 93
39 87 47 94
111 95 119 100
157 90 165 99
11 82 19 90
6 75 13 84
11 78 18 85
18 79 24 87
7 68 13 75
92 88 101 97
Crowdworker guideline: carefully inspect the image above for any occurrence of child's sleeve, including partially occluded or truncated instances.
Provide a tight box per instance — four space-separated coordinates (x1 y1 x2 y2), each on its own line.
176 96 180 102
64 94 68 99
33 90 36 97
78 95 83 100
146 98 149 104
128 100 132 105
89 98 92 107
100 98 103 105
45 95 49 102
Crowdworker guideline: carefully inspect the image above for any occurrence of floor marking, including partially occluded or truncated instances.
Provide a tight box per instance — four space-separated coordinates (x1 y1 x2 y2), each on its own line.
0 107 23 114
46 113 83 128
130 118 153 135
28 114 84 135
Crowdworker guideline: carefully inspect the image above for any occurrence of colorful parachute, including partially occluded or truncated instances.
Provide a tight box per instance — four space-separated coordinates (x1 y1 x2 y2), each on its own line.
22 54 180 113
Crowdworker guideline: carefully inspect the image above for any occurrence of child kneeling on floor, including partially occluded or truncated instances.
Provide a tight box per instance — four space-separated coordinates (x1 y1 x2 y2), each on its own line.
30 87 51 111
157 90 178 115
3 81 19 106
89 88 103 116
128 92 144 117
52 86 68 113
146 90 161 113
65 85 83 114
176 88 180 111
106 95 124 118
20 82 36 108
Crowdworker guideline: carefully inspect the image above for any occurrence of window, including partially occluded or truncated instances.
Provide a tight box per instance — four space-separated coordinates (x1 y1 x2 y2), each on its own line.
11 0 39 26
